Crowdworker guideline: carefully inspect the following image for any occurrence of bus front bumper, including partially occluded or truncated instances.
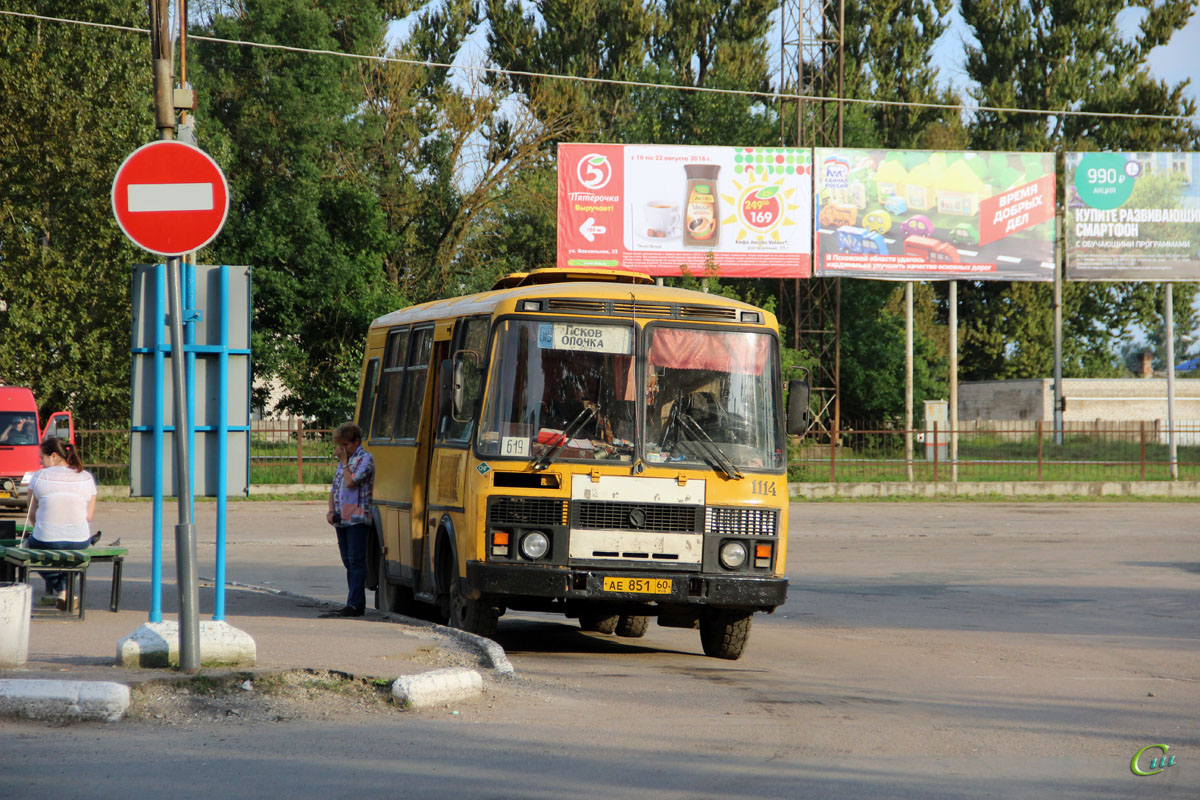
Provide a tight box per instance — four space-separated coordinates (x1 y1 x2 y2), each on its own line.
466 562 787 611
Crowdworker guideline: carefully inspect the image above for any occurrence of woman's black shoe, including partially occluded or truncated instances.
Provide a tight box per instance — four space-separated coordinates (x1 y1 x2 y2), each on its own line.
321 605 365 618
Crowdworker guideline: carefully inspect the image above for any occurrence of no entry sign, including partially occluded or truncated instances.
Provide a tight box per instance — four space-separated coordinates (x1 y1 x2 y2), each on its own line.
112 140 229 256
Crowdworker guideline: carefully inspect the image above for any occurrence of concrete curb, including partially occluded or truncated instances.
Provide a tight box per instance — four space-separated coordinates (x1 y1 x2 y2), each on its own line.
0 580 509 724
0 679 129 722
213 578 515 677
392 667 483 708
789 479 1200 499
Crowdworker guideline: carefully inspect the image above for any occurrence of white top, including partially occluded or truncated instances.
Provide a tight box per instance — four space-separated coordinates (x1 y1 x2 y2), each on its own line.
30 466 97 544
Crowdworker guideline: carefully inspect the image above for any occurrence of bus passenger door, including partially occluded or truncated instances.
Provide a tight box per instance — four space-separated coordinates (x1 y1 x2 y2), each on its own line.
422 316 489 597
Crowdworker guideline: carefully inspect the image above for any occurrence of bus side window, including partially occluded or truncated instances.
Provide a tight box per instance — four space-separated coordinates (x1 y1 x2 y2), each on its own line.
372 328 409 441
442 316 488 443
395 326 434 441
358 358 380 437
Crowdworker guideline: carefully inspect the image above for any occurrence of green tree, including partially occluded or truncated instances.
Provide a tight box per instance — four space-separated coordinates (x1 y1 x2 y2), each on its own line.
958 0 1200 382
486 0 655 140
355 0 576 303
0 1 150 427
623 0 778 147
843 0 960 148
191 0 402 423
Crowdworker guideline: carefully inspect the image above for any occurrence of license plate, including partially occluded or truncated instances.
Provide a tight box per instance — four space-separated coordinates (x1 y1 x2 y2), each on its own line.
0 491 10 499
602 577 672 594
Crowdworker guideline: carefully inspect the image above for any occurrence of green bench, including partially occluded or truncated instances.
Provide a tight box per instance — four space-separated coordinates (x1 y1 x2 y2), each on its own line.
0 542 129 619
0 545 91 619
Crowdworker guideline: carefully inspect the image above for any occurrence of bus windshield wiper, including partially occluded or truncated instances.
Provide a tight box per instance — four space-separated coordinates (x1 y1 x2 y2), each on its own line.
673 411 744 481
532 403 598 471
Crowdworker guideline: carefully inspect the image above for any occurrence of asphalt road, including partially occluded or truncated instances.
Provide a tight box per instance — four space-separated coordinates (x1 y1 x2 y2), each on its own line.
2 500 1197 799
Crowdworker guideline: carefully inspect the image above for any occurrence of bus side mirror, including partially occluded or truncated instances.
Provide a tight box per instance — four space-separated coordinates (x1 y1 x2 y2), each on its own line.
786 379 810 436
446 351 480 422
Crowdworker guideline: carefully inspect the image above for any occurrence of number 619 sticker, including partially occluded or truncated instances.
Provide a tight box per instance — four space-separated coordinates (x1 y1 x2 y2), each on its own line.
502 436 530 457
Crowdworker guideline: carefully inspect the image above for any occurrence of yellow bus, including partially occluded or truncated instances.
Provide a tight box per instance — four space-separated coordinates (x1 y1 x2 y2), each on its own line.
355 267 806 659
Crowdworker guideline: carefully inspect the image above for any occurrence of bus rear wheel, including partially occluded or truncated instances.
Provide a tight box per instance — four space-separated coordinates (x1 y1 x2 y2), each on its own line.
579 613 619 634
699 609 753 660
616 614 649 638
448 578 502 638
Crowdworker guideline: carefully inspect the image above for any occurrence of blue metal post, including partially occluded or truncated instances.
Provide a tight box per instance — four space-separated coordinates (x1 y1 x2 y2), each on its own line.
151 265 166 623
214 266 230 620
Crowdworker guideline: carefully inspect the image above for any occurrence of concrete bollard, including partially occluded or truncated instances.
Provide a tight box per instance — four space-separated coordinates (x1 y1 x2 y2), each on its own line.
392 667 483 709
0 583 32 666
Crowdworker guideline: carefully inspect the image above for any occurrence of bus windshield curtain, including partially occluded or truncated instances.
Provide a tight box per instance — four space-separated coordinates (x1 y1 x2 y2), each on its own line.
649 329 768 375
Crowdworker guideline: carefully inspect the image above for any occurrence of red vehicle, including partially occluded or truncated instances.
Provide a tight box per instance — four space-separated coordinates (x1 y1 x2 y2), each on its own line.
903 235 960 264
0 384 74 512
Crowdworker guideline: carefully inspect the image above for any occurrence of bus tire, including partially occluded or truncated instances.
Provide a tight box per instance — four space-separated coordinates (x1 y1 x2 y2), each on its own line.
616 614 649 638
375 556 414 615
699 609 753 660
448 577 501 639
579 613 619 634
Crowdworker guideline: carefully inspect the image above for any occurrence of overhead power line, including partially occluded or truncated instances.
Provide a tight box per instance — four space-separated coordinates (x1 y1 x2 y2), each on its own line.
1 8 1196 125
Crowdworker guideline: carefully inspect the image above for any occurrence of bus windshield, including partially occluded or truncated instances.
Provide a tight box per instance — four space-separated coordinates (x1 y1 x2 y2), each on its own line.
644 325 783 472
479 319 638 464
479 318 783 473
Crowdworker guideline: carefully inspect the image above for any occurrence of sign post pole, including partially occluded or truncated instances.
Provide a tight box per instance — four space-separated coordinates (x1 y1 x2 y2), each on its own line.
166 255 200 671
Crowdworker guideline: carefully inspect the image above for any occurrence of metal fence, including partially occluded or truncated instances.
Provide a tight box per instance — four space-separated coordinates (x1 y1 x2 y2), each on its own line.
790 419 1200 483
77 419 1200 487
77 424 336 487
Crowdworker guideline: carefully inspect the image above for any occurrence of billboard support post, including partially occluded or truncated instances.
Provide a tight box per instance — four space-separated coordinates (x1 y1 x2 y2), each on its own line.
1166 282 1178 480
949 281 958 482
905 281 914 482
1054 214 1064 446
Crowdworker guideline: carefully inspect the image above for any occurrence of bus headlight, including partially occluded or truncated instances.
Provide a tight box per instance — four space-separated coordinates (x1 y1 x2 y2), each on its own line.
719 540 748 570
520 531 550 560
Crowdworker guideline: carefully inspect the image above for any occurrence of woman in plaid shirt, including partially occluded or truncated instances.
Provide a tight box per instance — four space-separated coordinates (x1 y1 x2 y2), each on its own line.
324 423 374 617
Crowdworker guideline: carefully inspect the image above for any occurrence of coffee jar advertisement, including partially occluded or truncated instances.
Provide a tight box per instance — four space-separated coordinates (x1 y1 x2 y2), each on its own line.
557 143 813 278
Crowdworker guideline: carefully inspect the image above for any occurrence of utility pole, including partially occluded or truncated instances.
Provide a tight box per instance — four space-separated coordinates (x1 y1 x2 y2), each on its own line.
150 0 174 141
149 0 200 673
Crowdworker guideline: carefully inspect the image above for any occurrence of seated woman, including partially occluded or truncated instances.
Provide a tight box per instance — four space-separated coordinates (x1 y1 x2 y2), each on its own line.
26 437 97 611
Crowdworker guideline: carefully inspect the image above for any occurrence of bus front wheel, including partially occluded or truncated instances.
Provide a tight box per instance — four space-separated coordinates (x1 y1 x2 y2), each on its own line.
449 578 502 639
699 609 753 660
375 556 414 615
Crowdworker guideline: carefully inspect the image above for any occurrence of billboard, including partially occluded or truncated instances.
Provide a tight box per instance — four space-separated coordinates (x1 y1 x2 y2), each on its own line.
813 148 1057 281
1065 151 1200 281
557 143 812 278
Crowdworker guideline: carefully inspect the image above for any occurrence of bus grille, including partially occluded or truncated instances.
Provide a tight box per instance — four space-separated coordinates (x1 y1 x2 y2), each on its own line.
678 304 738 320
611 301 673 316
490 497 567 526
547 298 607 314
705 507 779 537
575 501 699 532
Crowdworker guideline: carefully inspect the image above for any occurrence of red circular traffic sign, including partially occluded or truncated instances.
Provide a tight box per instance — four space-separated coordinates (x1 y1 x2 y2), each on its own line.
111 140 229 256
